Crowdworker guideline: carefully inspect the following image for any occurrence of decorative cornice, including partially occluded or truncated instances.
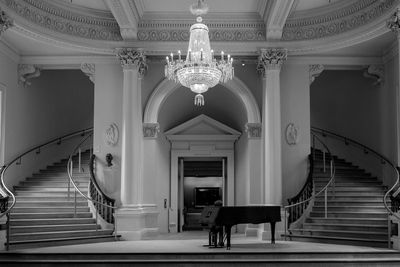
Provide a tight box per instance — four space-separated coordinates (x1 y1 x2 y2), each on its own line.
245 123 262 139
18 64 40 87
137 20 265 42
3 0 122 41
283 0 397 41
0 6 12 35
309 64 324 84
116 48 147 75
257 48 287 74
80 63 95 83
143 123 160 139
387 7 400 34
363 64 384 85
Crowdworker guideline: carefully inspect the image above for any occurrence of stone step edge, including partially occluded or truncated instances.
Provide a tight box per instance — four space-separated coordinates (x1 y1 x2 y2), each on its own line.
290 228 387 235
7 234 119 246
10 229 113 237
284 233 388 243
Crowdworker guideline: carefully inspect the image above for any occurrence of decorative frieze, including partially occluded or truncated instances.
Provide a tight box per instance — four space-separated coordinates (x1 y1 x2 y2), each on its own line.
309 64 324 85
18 64 41 87
0 7 12 35
80 63 95 83
387 8 400 34
116 48 147 76
143 123 160 139
3 0 121 41
257 48 287 75
245 123 262 139
283 0 396 41
363 64 384 85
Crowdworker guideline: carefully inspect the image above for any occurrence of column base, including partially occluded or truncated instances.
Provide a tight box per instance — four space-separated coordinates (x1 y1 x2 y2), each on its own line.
115 205 159 241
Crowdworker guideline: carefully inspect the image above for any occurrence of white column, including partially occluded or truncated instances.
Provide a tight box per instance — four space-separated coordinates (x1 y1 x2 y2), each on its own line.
117 48 147 207
258 48 287 205
114 49 158 240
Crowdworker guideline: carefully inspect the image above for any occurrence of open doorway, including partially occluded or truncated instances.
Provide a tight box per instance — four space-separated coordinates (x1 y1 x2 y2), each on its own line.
178 157 227 231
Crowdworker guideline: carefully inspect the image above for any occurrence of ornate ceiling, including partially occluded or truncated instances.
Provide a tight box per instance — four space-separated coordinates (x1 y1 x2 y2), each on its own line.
0 0 398 58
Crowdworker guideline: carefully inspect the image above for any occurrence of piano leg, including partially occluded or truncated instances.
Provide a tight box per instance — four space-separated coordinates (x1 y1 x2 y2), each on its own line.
225 225 232 250
270 221 276 244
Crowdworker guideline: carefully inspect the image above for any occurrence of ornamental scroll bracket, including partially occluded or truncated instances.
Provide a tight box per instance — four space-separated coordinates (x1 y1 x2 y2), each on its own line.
80 63 95 83
309 64 324 85
387 8 400 34
245 123 262 139
18 64 41 87
363 64 384 86
0 8 13 36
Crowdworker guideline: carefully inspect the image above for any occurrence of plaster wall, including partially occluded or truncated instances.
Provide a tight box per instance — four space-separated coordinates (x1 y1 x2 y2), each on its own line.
310 69 396 185
0 50 93 190
93 63 123 204
280 64 311 203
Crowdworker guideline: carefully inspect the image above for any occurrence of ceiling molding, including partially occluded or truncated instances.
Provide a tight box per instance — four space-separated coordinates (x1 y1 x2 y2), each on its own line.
105 0 143 40
0 37 20 62
261 0 295 40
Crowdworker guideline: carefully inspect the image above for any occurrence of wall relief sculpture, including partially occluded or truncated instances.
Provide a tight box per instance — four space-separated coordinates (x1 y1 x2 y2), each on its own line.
104 123 119 146
285 123 299 145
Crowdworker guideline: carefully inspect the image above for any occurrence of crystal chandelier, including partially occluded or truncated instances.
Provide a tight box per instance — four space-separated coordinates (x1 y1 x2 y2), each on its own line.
165 0 234 106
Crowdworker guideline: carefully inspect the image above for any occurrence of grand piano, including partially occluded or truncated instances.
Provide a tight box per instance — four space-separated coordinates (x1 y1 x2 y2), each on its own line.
200 205 281 249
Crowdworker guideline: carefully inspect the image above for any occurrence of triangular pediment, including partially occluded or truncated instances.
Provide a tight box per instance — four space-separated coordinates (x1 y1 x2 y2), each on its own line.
165 114 240 140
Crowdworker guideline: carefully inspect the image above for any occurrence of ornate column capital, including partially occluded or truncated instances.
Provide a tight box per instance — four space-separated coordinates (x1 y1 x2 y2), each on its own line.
0 8 13 36
18 64 41 87
245 123 262 139
80 63 95 83
143 123 160 139
257 48 287 76
309 64 324 85
116 48 148 76
387 8 400 35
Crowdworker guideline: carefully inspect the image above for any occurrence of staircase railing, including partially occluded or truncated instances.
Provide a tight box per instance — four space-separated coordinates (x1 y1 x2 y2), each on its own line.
66 133 118 239
0 127 93 250
284 131 336 239
311 126 400 247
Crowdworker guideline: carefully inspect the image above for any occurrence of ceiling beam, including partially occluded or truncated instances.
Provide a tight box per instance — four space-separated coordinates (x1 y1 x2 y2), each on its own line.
259 0 295 40
105 0 143 41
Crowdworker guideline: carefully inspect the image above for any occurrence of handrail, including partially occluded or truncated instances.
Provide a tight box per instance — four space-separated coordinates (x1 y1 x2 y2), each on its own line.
284 131 336 238
88 154 115 223
0 127 93 250
310 126 400 223
67 133 118 239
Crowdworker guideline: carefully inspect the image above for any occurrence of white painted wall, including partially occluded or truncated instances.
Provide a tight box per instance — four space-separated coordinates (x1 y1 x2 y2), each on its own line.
93 63 123 204
310 69 397 186
280 64 311 204
0 49 94 191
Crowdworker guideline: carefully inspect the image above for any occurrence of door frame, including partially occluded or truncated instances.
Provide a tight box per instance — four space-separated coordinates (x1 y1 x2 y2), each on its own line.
169 148 235 233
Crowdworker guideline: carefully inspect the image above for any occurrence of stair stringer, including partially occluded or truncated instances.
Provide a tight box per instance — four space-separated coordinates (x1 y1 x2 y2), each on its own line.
289 190 316 232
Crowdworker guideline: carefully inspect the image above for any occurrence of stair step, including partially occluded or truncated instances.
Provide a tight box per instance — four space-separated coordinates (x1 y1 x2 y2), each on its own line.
20 181 89 186
302 223 388 232
312 206 387 212
10 223 100 233
11 207 90 213
310 211 388 218
32 173 89 178
314 200 387 206
285 234 388 248
290 228 387 239
12 201 88 207
10 229 114 241
14 186 88 191
306 217 388 225
314 186 386 191
10 212 93 219
10 218 96 226
15 196 87 201
314 192 384 197
8 234 117 250
314 196 385 201
15 192 88 197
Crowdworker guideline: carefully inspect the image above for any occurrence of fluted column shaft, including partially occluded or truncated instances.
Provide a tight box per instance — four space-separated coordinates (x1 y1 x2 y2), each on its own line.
116 48 147 207
258 48 287 205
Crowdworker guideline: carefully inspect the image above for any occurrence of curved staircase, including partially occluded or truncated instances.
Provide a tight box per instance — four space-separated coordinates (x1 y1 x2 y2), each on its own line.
288 150 390 247
7 150 116 250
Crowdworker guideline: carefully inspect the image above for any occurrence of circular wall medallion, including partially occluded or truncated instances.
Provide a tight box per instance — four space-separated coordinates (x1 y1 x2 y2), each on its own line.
104 123 119 146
